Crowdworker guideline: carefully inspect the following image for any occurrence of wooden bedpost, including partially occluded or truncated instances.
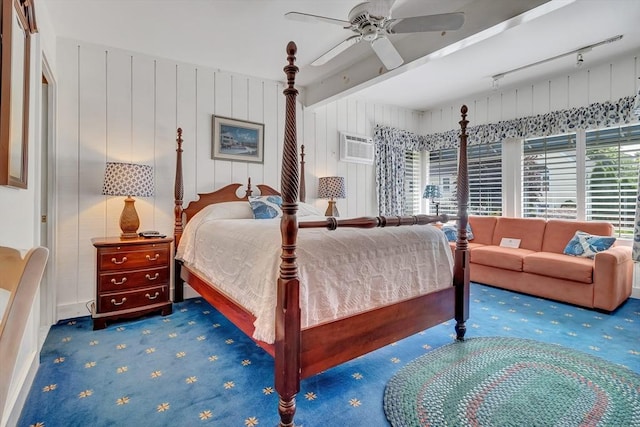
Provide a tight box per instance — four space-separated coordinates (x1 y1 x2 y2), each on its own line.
454 106 470 340
275 41 301 427
299 145 306 203
174 128 185 302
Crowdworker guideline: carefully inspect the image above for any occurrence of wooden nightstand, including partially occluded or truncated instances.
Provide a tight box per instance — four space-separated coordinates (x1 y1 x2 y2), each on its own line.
91 236 173 330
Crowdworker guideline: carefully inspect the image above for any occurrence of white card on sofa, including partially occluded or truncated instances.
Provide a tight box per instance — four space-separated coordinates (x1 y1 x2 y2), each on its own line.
500 238 521 248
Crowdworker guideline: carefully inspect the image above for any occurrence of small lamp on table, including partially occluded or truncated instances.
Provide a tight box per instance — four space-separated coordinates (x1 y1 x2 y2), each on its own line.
102 162 155 239
318 176 346 217
423 184 442 216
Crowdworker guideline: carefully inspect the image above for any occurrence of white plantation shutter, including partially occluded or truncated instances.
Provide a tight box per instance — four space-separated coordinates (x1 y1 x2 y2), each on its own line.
585 125 640 238
428 148 458 215
404 151 421 215
522 134 577 219
468 142 502 215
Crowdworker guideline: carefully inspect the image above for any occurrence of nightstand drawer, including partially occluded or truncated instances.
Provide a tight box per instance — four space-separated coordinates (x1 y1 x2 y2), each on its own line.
98 266 169 292
97 285 169 313
98 245 169 271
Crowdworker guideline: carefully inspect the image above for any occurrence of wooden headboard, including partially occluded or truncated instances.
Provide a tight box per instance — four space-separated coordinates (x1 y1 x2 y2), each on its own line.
173 128 306 246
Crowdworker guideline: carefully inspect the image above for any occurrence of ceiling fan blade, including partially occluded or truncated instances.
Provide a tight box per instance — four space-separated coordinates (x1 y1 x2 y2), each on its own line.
285 11 350 27
389 12 464 33
370 36 403 70
311 35 362 66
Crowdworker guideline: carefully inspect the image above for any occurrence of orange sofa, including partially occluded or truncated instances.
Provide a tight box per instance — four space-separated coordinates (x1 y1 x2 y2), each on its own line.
455 216 633 312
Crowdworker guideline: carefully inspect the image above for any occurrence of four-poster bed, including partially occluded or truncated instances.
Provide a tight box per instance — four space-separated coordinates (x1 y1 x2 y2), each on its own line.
173 42 470 426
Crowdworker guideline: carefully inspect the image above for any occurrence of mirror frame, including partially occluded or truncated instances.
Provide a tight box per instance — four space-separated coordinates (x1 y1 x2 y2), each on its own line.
0 0 37 188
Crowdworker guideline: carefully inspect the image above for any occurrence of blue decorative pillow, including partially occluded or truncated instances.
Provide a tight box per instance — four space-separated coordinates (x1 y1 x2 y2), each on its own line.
563 231 616 258
442 223 474 242
248 195 283 219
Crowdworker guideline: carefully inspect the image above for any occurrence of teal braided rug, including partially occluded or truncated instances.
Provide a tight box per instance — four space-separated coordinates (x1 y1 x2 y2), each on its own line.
384 337 640 427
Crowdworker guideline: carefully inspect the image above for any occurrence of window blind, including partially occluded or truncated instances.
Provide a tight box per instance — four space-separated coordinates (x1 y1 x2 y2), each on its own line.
585 125 640 238
428 148 458 215
522 134 577 219
468 142 502 215
404 151 421 215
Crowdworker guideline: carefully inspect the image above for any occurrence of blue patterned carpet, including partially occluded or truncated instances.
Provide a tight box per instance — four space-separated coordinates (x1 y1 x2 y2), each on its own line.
18 284 640 427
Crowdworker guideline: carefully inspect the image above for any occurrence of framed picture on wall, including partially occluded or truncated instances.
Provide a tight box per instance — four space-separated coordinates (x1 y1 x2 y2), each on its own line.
212 115 264 164
0 0 36 188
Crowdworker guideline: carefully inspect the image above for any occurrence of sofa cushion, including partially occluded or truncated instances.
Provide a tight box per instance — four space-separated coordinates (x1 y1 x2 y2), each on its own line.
471 246 535 271
492 217 547 251
524 252 594 284
563 231 616 258
468 216 497 245
542 220 614 254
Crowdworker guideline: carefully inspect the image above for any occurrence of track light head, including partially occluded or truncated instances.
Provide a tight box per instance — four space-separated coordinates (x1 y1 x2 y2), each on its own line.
576 53 584 68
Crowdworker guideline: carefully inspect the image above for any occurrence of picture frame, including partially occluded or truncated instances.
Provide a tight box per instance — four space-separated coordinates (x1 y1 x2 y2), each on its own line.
0 0 36 188
212 115 264 164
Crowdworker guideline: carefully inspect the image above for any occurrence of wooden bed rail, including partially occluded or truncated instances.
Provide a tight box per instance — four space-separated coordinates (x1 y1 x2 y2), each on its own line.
299 213 455 230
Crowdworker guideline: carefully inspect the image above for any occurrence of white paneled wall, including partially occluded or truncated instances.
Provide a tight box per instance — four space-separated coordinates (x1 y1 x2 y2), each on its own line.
424 52 639 132
54 39 423 320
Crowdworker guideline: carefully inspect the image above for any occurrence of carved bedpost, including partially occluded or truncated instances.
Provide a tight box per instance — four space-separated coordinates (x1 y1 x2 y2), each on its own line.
275 41 301 427
246 177 253 197
174 128 185 302
454 106 470 340
299 145 306 203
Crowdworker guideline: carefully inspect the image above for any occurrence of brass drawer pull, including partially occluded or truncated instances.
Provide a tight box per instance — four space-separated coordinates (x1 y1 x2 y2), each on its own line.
145 273 160 281
146 254 160 261
110 277 127 285
111 256 128 265
145 292 160 300
110 297 127 306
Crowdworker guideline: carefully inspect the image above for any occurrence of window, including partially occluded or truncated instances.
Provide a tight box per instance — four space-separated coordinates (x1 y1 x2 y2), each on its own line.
428 148 457 215
429 143 502 216
585 125 640 238
468 142 502 215
404 151 421 215
522 134 577 219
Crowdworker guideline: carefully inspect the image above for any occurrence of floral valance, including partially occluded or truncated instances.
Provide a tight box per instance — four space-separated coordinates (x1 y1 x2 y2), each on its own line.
375 94 639 152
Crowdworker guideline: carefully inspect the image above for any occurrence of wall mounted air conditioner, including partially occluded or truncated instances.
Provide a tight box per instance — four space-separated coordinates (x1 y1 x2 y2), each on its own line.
340 132 374 165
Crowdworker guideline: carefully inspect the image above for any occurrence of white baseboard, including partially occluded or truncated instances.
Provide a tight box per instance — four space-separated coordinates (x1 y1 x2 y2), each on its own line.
632 287 640 299
57 301 92 322
2 352 39 427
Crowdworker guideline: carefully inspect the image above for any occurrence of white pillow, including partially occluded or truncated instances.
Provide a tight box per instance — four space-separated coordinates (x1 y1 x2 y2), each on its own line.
298 202 323 217
194 201 254 220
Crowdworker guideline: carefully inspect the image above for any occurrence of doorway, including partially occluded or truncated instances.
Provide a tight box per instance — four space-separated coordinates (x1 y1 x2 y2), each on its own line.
40 55 56 339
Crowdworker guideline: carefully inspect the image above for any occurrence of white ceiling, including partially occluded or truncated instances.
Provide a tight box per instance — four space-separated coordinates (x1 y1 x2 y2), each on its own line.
40 0 640 111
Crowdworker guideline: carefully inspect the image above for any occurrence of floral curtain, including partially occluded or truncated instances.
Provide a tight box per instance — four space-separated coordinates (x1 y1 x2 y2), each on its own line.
373 126 425 215
374 94 639 215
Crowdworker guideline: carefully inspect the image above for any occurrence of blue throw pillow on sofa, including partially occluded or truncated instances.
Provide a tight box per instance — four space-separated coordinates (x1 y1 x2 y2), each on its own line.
563 231 615 258
442 223 474 242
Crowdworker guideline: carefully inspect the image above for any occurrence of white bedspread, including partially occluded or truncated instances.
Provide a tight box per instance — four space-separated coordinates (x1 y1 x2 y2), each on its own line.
176 214 454 344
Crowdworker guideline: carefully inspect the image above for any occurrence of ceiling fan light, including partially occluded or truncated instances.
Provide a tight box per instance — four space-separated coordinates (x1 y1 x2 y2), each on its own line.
371 36 403 70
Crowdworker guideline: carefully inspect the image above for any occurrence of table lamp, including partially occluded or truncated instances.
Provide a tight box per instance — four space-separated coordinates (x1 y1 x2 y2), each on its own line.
102 162 154 239
318 176 346 217
423 184 442 216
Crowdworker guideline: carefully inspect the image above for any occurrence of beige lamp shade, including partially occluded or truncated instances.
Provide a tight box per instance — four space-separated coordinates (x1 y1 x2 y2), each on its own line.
102 162 154 239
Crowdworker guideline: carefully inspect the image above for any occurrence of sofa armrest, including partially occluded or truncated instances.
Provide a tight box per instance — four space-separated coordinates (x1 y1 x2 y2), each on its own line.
592 246 633 311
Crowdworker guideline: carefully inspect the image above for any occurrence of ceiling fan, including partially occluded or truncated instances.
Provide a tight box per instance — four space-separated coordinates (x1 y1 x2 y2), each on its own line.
285 0 464 70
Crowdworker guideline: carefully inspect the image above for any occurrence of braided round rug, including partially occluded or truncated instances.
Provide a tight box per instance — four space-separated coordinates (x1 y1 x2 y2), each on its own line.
384 337 640 427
